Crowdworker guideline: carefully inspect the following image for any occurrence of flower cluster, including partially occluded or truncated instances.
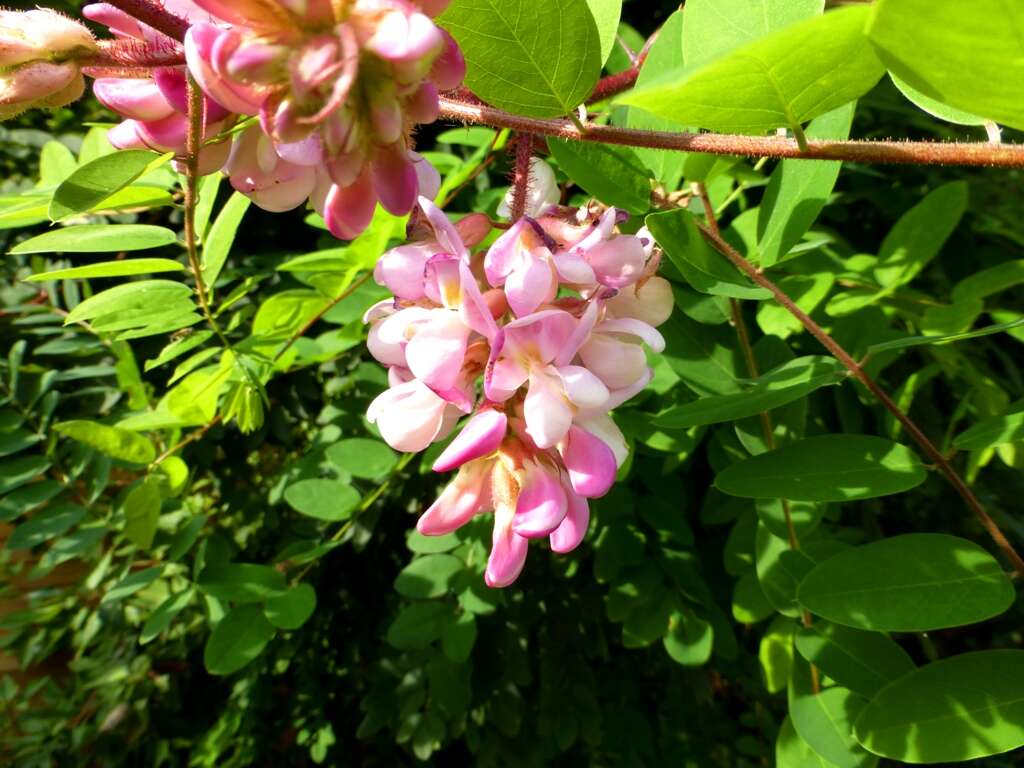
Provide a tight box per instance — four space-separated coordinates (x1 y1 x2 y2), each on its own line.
364 192 673 587
0 9 97 119
86 0 461 239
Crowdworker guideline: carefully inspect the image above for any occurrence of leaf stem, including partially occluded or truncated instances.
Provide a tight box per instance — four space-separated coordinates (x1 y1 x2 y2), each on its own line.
273 270 373 363
696 223 1024 578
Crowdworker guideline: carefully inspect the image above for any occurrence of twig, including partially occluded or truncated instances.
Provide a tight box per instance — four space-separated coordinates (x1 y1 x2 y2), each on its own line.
510 134 534 220
439 97 1024 168
149 416 221 469
273 271 374 362
697 223 1024 577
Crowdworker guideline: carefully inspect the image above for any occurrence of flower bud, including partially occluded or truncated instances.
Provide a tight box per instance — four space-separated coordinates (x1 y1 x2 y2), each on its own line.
0 61 84 120
0 9 95 68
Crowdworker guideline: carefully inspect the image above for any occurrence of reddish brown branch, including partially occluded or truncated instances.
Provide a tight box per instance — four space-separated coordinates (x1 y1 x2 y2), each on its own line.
510 134 534 220
586 68 640 104
439 97 1024 168
697 224 1024 577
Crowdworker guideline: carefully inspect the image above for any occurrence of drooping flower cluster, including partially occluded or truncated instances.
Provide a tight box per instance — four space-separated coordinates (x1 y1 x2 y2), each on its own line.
0 9 97 119
364 191 673 587
86 0 461 238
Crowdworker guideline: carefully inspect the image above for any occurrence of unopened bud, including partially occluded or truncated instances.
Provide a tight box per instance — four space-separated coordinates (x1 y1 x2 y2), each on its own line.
0 9 95 68
0 61 84 120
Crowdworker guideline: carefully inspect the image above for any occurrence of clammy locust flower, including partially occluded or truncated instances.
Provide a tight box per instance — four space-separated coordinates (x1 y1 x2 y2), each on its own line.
365 196 672 587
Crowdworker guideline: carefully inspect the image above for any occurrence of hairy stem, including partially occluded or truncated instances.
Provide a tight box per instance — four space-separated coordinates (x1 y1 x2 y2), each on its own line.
439 97 1024 169
697 223 1024 577
510 134 534 220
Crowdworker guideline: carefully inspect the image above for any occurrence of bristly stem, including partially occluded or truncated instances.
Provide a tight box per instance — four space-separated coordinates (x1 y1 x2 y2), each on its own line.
439 97 1024 169
510 134 534 221
697 223 1024 578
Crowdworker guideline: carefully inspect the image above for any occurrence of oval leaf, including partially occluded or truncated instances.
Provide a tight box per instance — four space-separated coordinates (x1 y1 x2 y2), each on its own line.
715 435 926 501
797 534 1014 632
547 138 652 213
325 438 398 480
197 563 288 603
11 224 178 254
440 0 602 118
954 410 1024 451
26 258 184 282
394 554 464 599
204 604 276 675
54 420 156 464
853 650 1024 763
795 622 915 698
284 478 360 521
622 7 884 134
49 149 167 221
264 583 317 630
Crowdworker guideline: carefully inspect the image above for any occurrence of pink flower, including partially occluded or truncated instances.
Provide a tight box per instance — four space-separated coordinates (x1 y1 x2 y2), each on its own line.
180 0 462 238
365 199 667 587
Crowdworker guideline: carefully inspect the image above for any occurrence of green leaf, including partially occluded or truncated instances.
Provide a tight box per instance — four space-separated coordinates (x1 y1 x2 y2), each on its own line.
325 438 398 480
662 609 713 666
144 331 214 372
621 7 884 134
10 224 178 254
283 479 360 521
716 435 926 501
264 583 317 630
682 0 824 67
102 566 163 604
624 10 686 186
386 601 449 649
797 534 1015 632
853 650 1024 763
646 208 770 299
656 356 846 429
756 273 834 338
201 192 250 289
64 279 193 328
889 73 986 126
954 409 1024 451
0 429 41 457
140 589 194 644
204 604 276 675
757 103 854 267
867 0 1024 129
789 661 876 768
795 622 915 698
0 456 51 495
732 569 774 623
440 0 602 118
197 563 289 603
49 149 168 221
872 181 967 288
952 259 1024 303
39 140 77 186
394 554 464 599
123 477 162 550
660 313 744 397
54 420 156 464
547 139 651 213
866 317 1024 355
776 715 836 768
7 503 84 550
26 258 184 282
585 0 621 64
441 612 477 662
407 530 460 554
759 616 796 694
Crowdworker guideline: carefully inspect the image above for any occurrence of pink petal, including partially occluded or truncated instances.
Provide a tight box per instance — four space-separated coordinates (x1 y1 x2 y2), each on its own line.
411 151 441 200
504 250 557 317
417 462 489 534
81 4 145 39
503 309 578 365
557 365 609 410
275 133 323 166
405 312 470 391
484 331 528 402
429 28 466 90
523 369 573 449
587 235 647 288
552 249 596 285
107 120 147 150
366 379 449 453
323 170 377 239
419 195 467 258
433 410 507 473
405 82 440 124
574 412 629 467
374 243 433 300
596 318 666 353
372 144 418 216
185 23 261 115
549 490 590 553
486 508 528 588
559 426 616 498
554 299 599 367
93 78 174 121
578 333 648 391
483 219 528 286
135 113 188 152
605 276 674 327
367 9 443 62
512 462 568 537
